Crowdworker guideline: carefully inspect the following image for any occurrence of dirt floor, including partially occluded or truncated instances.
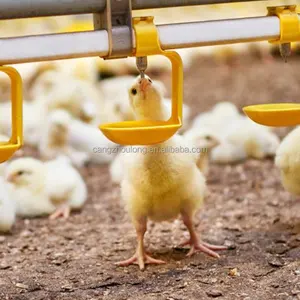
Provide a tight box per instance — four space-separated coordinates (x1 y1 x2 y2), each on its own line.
1 54 300 300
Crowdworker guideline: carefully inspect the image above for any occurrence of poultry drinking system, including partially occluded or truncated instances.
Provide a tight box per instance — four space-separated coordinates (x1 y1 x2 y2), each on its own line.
0 0 299 160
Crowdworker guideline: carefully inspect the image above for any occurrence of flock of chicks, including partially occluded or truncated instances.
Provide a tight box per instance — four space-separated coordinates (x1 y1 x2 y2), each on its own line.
1 3 300 270
0 54 299 270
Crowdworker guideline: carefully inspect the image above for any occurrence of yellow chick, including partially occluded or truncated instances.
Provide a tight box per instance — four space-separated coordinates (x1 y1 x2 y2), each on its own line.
39 109 89 167
5 158 56 217
0 61 52 101
192 101 240 132
183 128 220 176
45 157 88 219
0 134 10 175
0 101 45 147
116 75 227 270
275 126 300 195
69 118 118 165
30 69 64 100
109 150 126 185
0 176 16 233
98 75 191 128
211 141 247 164
51 57 99 84
5 157 87 219
36 72 103 124
222 116 280 160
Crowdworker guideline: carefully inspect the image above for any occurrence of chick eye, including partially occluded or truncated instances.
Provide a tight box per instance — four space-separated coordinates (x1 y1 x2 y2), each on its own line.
131 88 137 95
205 135 212 140
148 79 152 83
17 171 24 176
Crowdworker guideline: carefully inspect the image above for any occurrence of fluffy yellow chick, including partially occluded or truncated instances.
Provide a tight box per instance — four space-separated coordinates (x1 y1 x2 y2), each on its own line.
37 72 103 124
222 116 280 160
109 150 125 185
39 109 89 167
98 75 191 128
0 62 54 101
0 101 44 147
5 157 87 219
192 101 240 132
275 126 300 195
45 157 88 219
0 134 10 175
183 128 220 176
0 177 16 233
51 57 99 84
211 116 279 164
30 69 63 100
5 158 56 217
117 75 227 270
211 142 247 164
69 118 118 165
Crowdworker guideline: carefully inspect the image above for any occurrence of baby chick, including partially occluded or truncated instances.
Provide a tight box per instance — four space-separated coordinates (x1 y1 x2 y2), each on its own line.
98 76 191 128
0 134 10 175
0 101 44 147
69 118 119 165
5 157 87 219
192 104 279 164
164 98 191 132
0 177 16 233
43 77 102 124
0 62 52 100
183 128 220 176
51 57 99 84
39 109 89 167
5 158 56 217
32 70 102 124
222 116 280 160
30 69 63 100
45 157 88 219
211 142 247 164
275 126 300 195
109 149 127 185
117 75 227 270
192 102 240 132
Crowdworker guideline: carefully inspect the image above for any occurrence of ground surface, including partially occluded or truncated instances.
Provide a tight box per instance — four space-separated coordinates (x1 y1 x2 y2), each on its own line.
1 54 300 300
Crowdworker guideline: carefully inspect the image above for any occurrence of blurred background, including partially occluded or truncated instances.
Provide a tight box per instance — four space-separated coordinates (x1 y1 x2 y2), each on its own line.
1 1 300 298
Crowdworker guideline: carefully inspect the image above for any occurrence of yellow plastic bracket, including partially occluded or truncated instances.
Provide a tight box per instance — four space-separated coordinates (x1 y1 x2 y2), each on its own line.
99 16 183 145
0 66 23 163
243 103 300 127
243 6 300 127
267 5 300 44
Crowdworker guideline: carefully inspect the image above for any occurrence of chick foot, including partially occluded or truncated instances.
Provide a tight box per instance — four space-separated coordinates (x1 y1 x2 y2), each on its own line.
181 212 227 259
179 239 227 258
116 252 165 271
49 204 70 220
116 217 165 270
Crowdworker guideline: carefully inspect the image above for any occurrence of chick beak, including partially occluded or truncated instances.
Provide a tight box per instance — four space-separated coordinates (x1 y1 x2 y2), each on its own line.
139 78 151 93
6 173 16 183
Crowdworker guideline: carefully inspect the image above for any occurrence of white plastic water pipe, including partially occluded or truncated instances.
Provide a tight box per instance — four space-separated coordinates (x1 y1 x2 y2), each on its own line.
0 0 265 19
0 15 287 64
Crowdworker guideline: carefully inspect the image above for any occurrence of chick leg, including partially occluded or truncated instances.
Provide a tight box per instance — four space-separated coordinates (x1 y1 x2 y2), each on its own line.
180 213 227 258
49 203 71 220
116 218 165 270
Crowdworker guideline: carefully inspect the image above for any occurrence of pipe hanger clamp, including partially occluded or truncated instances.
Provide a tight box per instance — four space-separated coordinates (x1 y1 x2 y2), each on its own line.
94 0 133 59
